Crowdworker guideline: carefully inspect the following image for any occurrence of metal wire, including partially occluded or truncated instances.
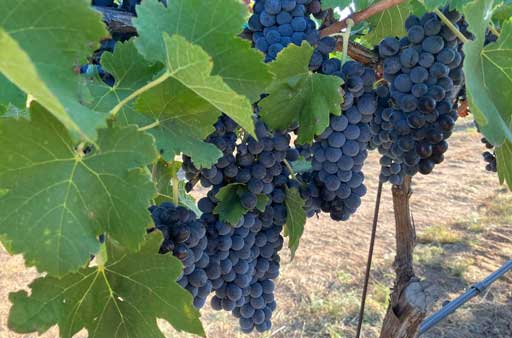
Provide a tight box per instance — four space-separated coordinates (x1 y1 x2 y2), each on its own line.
355 181 384 338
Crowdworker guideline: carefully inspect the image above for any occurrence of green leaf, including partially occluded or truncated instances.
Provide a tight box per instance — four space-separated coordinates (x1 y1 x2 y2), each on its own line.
153 160 201 216
365 3 411 45
0 103 158 276
256 194 269 212
291 158 314 174
214 183 270 225
496 140 512 189
135 78 223 167
321 0 353 10
0 0 109 141
284 187 306 258
129 33 255 139
0 74 25 115
492 3 512 26
162 33 255 139
88 40 162 115
134 0 271 103
1 105 28 120
463 0 512 145
420 0 450 11
259 43 343 144
89 40 226 167
8 233 204 338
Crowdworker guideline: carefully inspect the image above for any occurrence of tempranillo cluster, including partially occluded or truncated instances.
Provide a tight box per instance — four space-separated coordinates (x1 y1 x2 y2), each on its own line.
371 9 465 185
300 61 375 221
182 113 298 333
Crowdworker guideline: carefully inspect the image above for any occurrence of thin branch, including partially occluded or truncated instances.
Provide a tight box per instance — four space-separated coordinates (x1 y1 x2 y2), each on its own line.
319 0 407 37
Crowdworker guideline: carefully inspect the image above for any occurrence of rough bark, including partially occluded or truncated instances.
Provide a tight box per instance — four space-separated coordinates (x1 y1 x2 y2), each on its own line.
93 6 136 34
379 177 427 338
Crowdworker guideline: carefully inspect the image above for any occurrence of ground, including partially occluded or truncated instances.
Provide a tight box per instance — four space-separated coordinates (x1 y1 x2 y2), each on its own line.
0 119 511 338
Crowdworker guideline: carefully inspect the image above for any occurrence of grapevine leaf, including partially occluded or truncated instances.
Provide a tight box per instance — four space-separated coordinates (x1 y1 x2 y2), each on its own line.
354 0 372 11
291 158 314 174
214 184 270 225
0 103 158 276
177 181 202 217
448 0 473 11
1 105 28 120
407 0 428 16
89 40 224 167
259 43 343 144
365 3 411 45
162 33 255 141
492 3 512 26
8 233 204 338
256 195 270 213
135 33 255 140
284 187 306 258
496 140 512 189
420 0 450 11
0 0 109 141
134 0 272 103
153 160 201 216
214 184 247 225
463 0 512 145
135 78 223 167
321 0 353 10
0 74 25 115
88 40 161 115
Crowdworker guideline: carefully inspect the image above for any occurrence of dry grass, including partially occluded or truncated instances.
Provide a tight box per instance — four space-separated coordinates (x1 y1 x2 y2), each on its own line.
417 225 465 245
1 119 511 338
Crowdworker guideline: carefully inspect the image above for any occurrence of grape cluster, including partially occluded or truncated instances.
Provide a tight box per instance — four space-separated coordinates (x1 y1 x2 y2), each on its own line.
149 202 211 308
248 0 327 61
371 10 465 185
184 114 297 332
299 61 375 220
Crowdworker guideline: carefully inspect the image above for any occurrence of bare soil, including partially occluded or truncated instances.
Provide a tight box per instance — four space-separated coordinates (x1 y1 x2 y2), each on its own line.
1 119 510 338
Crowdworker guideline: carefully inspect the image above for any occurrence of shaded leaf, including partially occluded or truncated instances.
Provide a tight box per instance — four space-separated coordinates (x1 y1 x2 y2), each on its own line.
214 183 269 225
322 0 353 10
496 139 512 189
284 187 306 258
365 3 411 44
0 74 25 115
153 160 201 216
